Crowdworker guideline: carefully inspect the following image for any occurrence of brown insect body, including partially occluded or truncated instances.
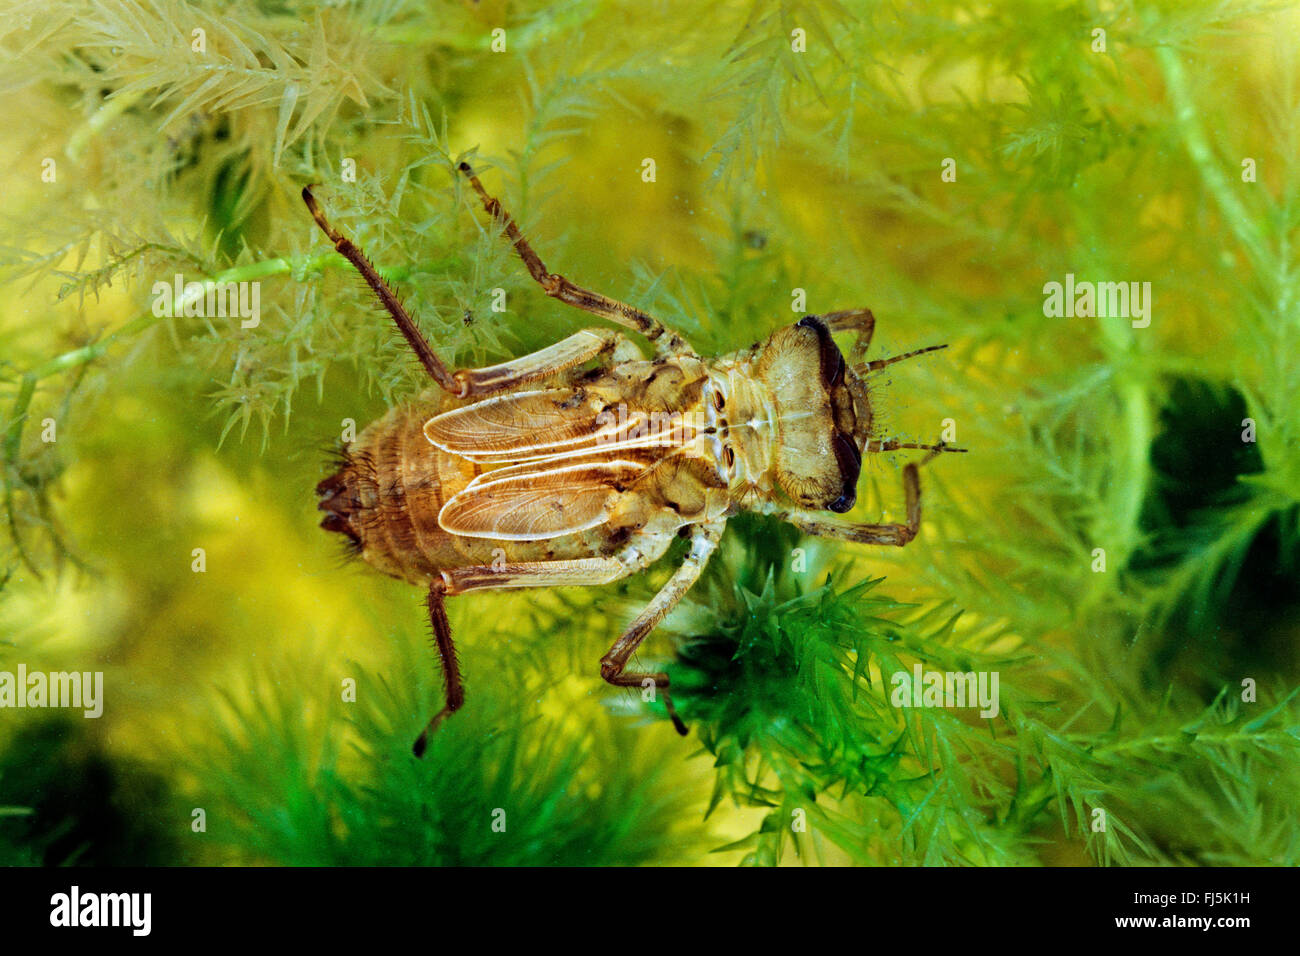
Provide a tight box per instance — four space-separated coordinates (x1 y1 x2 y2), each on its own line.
317 320 894 594
303 167 961 755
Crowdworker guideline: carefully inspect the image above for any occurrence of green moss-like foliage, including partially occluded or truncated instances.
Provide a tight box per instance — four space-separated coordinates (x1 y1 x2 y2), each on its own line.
0 718 182 866
1 0 1297 865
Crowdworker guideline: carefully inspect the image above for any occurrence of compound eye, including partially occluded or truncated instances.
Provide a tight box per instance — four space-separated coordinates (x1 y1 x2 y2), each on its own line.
829 432 862 512
832 431 862 475
824 347 845 388
796 315 846 388
828 492 856 514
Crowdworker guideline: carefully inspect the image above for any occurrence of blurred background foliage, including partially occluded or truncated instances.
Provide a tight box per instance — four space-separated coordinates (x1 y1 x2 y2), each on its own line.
1 0 1298 865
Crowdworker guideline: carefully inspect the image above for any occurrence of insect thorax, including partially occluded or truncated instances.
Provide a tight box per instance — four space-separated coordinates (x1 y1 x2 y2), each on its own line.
316 322 870 583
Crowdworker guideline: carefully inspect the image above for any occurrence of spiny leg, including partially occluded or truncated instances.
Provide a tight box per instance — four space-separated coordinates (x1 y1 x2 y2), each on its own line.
599 521 726 735
303 186 460 394
414 537 683 750
440 535 676 596
816 308 876 363
413 580 465 757
412 540 678 742
303 187 637 397
779 439 962 544
779 463 923 546
448 327 634 395
457 162 696 357
423 527 720 738
814 308 951 371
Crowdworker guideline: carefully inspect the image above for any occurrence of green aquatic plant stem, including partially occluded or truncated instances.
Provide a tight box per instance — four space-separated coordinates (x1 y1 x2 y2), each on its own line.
2 249 445 573
65 90 145 162
8 250 439 417
3 0 1297 867
1155 44 1271 279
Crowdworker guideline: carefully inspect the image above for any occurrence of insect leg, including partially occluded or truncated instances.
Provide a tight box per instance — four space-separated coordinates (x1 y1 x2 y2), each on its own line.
814 308 875 363
778 463 922 546
302 186 462 395
440 542 674 595
304 188 640 397
443 557 631 592
452 327 637 396
457 162 697 358
413 552 665 752
599 521 725 735
413 579 465 757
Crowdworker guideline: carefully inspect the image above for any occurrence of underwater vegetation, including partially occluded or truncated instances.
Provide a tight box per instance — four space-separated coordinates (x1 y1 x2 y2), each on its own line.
1 0 1298 865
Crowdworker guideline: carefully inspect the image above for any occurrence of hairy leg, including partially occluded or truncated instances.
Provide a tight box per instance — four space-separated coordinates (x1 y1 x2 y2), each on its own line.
816 308 876 363
413 580 465 757
599 521 725 735
458 162 696 357
304 187 638 398
777 463 922 546
408 534 679 750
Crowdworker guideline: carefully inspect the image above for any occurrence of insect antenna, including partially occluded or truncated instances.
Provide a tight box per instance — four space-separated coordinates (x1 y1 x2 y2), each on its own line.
857 343 949 373
866 439 968 461
866 439 967 452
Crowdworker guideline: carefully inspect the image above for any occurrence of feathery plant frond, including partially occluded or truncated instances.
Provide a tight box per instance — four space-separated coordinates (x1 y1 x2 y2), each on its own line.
190 619 702 866
0 0 1297 866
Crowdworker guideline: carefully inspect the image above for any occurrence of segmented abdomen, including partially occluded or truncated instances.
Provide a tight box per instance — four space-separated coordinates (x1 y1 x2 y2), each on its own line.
317 397 484 583
315 395 618 583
